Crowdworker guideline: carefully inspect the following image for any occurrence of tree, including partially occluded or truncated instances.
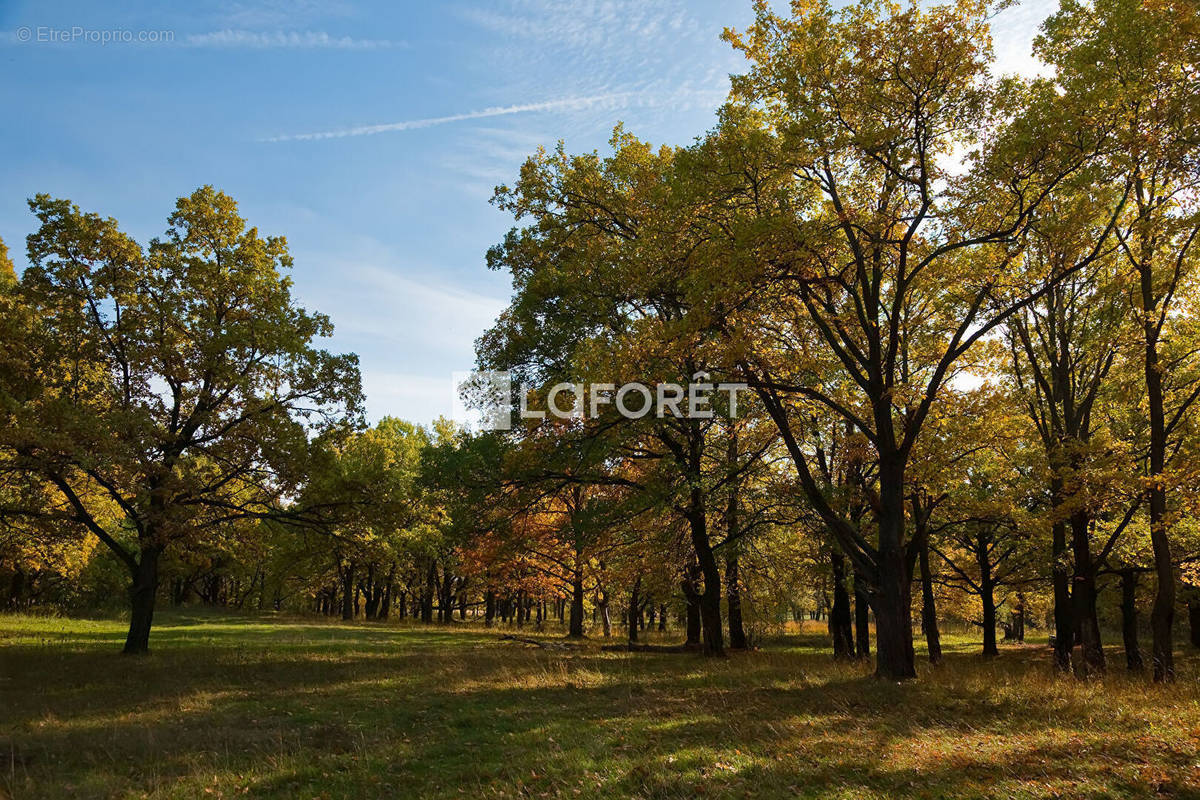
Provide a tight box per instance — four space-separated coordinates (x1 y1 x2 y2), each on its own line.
0 236 13 282
930 469 1037 658
1038 0 1200 682
706 0 1104 678
0 188 362 652
303 417 434 621
481 132 769 655
1004 193 1130 675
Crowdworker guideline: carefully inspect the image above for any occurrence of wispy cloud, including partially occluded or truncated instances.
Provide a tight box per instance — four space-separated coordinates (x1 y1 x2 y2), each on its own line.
184 30 399 49
451 0 744 137
216 0 354 30
261 93 629 142
989 1 1053 78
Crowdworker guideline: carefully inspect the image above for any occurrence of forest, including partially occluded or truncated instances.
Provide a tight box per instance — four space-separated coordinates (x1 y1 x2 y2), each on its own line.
3 0 1200 797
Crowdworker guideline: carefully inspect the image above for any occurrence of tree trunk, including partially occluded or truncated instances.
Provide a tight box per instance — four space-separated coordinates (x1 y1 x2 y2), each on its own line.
627 576 641 644
726 547 747 649
421 561 435 623
484 589 496 627
568 565 585 638
687 490 724 656
1144 269 1175 682
1120 569 1144 671
871 461 916 679
363 564 379 620
340 561 355 621
976 526 998 657
1187 593 1200 649
1070 511 1105 676
439 570 454 624
123 547 161 655
852 568 870 660
725 428 748 650
981 579 998 657
599 591 611 637
1051 516 1073 673
830 551 854 660
379 563 396 621
918 538 942 665
1187 599 1200 649
658 603 667 632
682 564 701 646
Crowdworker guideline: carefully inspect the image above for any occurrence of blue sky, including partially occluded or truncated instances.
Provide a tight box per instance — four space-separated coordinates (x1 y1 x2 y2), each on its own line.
0 0 1048 425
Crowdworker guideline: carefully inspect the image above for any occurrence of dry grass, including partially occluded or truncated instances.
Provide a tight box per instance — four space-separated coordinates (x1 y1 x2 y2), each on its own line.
1 611 1199 799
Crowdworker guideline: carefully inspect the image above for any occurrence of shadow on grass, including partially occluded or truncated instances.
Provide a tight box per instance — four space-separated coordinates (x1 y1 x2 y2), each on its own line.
1 612 1197 799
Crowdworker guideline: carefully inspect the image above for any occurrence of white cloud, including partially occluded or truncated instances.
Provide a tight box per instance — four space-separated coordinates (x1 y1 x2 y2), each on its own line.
451 0 741 128
296 262 508 424
359 370 457 425
307 262 506 368
214 0 355 29
262 93 630 142
989 0 1053 79
184 29 399 49
343 264 507 338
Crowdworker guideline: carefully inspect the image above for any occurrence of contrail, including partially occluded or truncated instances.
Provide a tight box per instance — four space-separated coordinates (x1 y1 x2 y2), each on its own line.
262 93 627 142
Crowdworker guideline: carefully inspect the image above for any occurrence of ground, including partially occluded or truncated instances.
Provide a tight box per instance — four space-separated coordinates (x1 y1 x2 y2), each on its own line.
1 613 1199 799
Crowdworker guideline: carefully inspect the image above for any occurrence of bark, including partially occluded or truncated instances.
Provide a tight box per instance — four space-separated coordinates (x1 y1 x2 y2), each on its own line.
918 538 942 665
421 560 435 623
726 547 747 649
725 429 748 650
687 489 724 656
379 563 396 621
340 561 355 621
439 570 454 624
484 589 496 627
123 546 161 654
628 575 641 644
1120 569 1144 672
658 603 667 632
363 564 380 620
599 591 612 637
682 563 701 646
980 580 998 657
870 460 916 679
852 568 870 660
568 565 585 638
1187 594 1200 649
1051 516 1073 673
976 527 997 657
1144 263 1176 682
1070 511 1105 676
830 552 854 660
1190 594 1200 652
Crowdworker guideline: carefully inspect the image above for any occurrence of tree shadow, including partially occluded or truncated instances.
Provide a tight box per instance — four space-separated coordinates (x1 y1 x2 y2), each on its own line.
2 616 1197 798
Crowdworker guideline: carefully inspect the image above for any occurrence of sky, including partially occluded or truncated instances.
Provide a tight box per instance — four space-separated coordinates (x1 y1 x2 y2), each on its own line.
0 0 1050 425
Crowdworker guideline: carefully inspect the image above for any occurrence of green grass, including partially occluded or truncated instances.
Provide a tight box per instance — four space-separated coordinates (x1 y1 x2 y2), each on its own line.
2 612 1199 799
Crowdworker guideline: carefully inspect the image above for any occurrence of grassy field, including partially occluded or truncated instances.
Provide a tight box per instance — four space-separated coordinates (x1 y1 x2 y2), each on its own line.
2 613 1199 799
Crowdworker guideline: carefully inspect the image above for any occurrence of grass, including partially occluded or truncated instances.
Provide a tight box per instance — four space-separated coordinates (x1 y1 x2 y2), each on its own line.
2 612 1199 799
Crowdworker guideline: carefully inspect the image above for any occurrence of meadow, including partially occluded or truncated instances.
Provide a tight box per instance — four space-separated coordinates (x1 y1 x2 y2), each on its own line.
2 613 1198 799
